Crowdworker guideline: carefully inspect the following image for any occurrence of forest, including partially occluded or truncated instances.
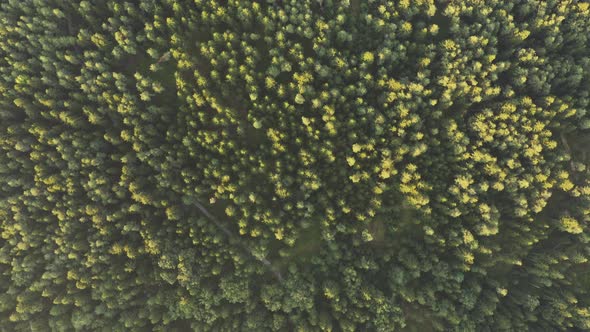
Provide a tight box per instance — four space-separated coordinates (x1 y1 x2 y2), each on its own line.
1 0 590 331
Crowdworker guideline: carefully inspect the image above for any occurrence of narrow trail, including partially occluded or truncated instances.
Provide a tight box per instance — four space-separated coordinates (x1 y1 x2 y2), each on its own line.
192 200 284 282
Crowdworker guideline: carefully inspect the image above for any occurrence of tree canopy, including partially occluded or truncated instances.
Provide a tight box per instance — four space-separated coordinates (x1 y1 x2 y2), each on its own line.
1 0 590 331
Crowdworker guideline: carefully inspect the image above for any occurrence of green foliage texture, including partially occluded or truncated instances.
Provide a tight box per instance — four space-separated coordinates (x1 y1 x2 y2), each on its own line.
1 0 590 331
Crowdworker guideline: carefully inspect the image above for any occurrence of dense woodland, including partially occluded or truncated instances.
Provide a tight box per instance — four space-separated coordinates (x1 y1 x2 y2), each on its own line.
1 0 590 331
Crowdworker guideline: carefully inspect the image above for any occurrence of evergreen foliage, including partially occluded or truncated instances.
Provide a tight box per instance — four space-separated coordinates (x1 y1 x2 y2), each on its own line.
1 0 590 331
